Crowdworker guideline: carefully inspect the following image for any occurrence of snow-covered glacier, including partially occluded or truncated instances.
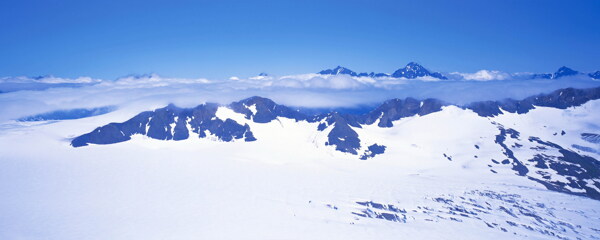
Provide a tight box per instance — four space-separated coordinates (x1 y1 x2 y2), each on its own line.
1 86 600 240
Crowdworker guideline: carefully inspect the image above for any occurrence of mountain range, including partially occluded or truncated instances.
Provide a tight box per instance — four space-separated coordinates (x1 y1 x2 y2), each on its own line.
530 66 581 79
318 62 448 79
317 63 599 80
71 86 600 202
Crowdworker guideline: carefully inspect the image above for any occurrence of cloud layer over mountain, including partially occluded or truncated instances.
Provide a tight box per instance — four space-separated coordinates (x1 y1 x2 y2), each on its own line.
1 68 599 123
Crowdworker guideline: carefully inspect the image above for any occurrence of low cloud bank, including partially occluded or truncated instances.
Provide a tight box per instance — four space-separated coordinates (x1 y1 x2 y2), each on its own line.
0 71 599 122
448 70 512 81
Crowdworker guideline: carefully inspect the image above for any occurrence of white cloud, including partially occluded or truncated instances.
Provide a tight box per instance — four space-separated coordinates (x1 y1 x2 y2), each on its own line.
37 76 100 84
450 70 511 81
272 78 304 88
233 73 366 90
307 75 365 89
105 74 210 88
248 75 273 81
0 75 101 84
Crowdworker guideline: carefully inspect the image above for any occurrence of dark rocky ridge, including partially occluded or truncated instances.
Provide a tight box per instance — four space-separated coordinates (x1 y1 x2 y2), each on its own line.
361 98 445 127
465 87 600 117
486 123 600 201
72 103 256 147
526 137 600 200
73 86 600 155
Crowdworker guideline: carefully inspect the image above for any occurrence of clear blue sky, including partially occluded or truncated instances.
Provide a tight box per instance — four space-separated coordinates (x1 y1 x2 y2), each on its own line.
0 0 599 79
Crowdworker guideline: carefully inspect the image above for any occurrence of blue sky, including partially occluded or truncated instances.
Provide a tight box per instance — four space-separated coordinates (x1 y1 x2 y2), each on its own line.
0 0 599 79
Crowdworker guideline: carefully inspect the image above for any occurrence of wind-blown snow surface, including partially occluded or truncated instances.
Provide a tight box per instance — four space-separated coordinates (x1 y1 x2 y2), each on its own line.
1 98 600 239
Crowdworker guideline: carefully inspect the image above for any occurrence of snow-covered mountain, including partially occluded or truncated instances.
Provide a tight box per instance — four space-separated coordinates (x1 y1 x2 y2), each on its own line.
2 82 600 239
391 62 448 79
318 66 361 76
71 86 600 203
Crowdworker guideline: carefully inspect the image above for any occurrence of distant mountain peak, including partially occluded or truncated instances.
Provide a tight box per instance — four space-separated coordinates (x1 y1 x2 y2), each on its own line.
318 66 358 76
553 66 579 79
405 62 422 68
32 75 53 80
237 95 276 106
589 71 600 80
530 66 581 79
558 66 570 70
391 62 447 80
258 72 268 77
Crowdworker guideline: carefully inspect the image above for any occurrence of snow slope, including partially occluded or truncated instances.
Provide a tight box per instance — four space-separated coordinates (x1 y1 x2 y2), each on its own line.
1 97 600 240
